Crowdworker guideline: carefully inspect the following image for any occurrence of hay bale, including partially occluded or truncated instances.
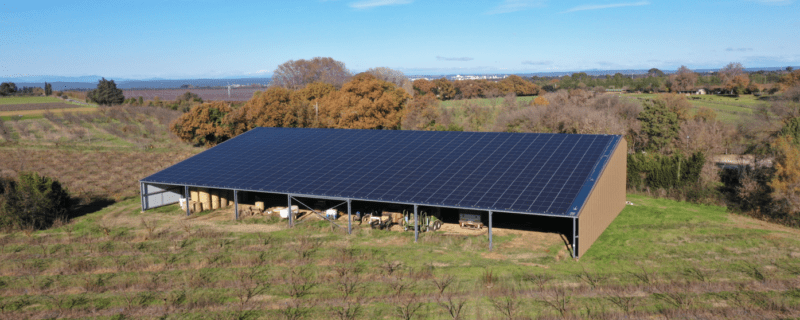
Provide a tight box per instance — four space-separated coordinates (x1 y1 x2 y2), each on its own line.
219 191 228 209
255 201 265 211
391 212 404 224
198 188 210 210
211 190 220 210
190 189 199 202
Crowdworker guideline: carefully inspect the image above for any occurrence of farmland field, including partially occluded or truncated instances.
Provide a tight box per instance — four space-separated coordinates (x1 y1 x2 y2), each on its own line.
625 93 770 123
0 96 70 105
0 106 200 200
124 88 263 102
0 103 89 112
0 193 798 319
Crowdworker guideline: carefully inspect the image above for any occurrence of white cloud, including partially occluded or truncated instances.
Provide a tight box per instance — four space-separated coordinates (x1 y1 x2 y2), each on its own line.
486 0 546 14
563 1 649 13
349 0 412 9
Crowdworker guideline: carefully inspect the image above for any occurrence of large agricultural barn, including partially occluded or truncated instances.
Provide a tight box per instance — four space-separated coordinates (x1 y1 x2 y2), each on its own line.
140 128 626 258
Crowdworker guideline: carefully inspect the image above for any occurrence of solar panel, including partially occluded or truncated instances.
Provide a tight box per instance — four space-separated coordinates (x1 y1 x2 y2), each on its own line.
142 128 621 216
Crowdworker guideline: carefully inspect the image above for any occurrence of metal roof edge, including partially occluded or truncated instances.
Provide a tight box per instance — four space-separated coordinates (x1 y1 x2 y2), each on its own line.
567 135 622 217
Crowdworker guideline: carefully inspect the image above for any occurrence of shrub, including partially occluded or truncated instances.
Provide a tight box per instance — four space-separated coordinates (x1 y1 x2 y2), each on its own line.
0 172 71 230
627 152 705 189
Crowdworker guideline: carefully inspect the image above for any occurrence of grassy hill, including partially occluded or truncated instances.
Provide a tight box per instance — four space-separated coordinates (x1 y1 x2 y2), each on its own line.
1 194 798 319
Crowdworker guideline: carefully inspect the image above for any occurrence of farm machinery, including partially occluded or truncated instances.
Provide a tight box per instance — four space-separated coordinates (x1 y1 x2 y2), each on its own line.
360 209 442 232
402 210 442 232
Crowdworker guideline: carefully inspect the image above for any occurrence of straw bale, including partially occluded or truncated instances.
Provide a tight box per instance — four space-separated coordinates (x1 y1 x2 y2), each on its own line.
190 189 199 202
199 188 210 209
219 191 228 209
255 201 265 211
211 190 220 210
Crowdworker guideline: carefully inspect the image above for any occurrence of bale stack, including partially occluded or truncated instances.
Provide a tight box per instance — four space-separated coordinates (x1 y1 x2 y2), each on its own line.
198 188 211 212
189 188 200 212
219 191 228 209
211 190 220 210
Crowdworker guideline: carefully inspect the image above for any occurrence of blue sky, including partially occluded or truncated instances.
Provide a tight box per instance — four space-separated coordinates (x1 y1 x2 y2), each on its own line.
2 0 799 79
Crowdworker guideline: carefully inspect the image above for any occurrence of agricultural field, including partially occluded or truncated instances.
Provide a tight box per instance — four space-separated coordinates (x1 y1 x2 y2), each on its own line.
625 93 770 123
0 194 798 319
124 88 263 102
0 106 200 201
0 96 96 119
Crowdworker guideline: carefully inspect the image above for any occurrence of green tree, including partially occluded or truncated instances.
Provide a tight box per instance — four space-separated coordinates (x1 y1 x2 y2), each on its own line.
0 82 17 96
87 78 125 105
780 117 800 146
638 99 680 151
0 172 71 230
44 82 53 96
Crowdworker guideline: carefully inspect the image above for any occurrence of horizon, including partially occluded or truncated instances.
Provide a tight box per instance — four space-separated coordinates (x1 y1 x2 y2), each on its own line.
3 0 799 80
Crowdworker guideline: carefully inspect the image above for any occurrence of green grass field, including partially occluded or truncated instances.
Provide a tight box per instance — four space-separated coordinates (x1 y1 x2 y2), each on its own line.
624 93 772 123
440 96 536 109
1 194 798 319
0 96 68 105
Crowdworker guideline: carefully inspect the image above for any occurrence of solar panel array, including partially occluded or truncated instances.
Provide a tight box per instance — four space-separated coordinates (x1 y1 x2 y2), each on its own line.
142 128 620 216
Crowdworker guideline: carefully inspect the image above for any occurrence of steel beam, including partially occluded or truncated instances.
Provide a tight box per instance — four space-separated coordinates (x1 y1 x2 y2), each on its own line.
572 218 577 259
489 211 493 251
414 204 418 243
234 190 239 221
347 199 352 235
185 185 190 216
288 194 293 227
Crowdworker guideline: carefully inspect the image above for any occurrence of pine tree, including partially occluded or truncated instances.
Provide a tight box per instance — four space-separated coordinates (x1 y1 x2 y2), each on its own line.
87 78 125 105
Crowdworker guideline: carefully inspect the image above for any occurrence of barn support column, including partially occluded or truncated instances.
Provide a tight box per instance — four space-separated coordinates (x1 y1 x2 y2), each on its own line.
140 182 145 212
184 186 190 216
234 190 239 220
572 218 577 259
414 204 418 243
488 211 493 251
347 199 352 235
288 194 293 227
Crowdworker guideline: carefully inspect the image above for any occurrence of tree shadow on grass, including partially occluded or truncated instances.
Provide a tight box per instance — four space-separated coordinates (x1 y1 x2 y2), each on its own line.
70 196 116 219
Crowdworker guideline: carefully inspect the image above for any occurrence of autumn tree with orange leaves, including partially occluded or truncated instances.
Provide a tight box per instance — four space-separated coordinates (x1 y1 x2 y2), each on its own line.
171 101 233 146
225 86 308 135
769 135 800 222
318 73 409 129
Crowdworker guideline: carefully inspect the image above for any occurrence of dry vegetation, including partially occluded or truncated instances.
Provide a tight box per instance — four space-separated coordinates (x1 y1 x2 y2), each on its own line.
0 195 798 319
0 105 199 201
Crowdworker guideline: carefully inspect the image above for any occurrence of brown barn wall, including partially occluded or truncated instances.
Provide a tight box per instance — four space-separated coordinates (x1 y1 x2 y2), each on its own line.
577 138 627 257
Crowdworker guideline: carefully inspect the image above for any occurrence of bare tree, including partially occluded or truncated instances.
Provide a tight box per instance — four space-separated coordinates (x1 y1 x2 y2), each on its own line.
535 287 572 318
489 288 523 320
393 293 424 320
272 57 352 90
671 65 698 92
282 265 317 298
366 67 414 95
234 268 270 310
436 283 467 320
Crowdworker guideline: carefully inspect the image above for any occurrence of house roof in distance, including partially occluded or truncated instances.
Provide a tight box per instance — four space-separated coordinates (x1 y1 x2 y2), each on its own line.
142 127 621 217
